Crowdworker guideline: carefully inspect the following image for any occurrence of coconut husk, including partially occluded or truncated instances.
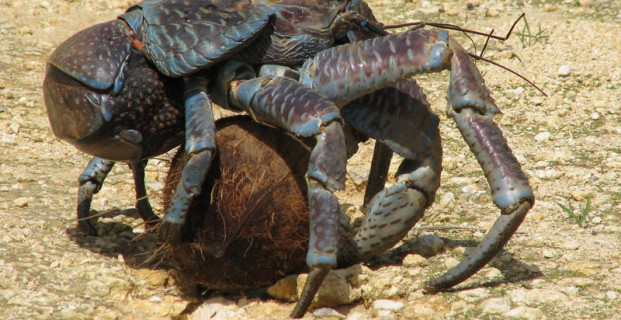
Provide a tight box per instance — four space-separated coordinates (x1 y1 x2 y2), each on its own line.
162 116 311 291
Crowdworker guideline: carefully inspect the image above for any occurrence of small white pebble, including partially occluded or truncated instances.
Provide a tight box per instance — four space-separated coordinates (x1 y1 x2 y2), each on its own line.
606 291 618 300
534 132 551 142
558 65 571 77
372 299 404 312
562 240 580 250
313 307 345 318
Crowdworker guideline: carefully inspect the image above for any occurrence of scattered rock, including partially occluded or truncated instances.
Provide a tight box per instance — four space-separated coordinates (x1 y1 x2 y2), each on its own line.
136 269 169 287
372 299 404 312
402 254 427 267
562 240 581 250
566 261 599 275
479 297 511 314
267 275 299 302
313 307 346 318
522 289 568 305
13 197 28 208
190 297 248 320
542 249 556 258
578 0 593 6
443 257 460 269
605 291 618 300
414 235 444 256
505 306 543 319
544 4 558 11
558 65 572 77
458 287 491 301
268 265 366 308
437 192 455 210
534 131 551 142
487 9 499 17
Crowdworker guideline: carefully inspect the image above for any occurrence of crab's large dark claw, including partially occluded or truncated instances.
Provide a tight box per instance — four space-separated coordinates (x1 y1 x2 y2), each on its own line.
42 20 140 161
426 39 535 289
43 18 183 235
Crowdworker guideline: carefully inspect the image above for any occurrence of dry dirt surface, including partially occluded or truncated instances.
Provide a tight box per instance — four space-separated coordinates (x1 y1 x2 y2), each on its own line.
1 0 620 319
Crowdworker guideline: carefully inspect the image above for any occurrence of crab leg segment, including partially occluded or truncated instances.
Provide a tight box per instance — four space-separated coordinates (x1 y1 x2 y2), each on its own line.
335 80 442 267
77 158 159 235
428 40 534 288
129 160 160 228
300 29 451 106
77 157 115 235
160 75 216 243
228 76 346 318
299 29 533 288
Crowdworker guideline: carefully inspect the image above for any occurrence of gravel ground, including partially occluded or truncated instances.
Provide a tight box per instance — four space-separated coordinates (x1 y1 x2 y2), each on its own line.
0 0 620 319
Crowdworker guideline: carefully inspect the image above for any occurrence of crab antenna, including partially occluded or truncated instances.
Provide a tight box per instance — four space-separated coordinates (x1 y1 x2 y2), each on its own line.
383 13 525 42
480 29 494 58
469 53 548 97
383 14 544 96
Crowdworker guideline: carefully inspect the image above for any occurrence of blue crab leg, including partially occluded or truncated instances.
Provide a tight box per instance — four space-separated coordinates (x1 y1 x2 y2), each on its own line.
77 157 161 235
300 29 534 288
335 79 442 267
159 75 216 243
428 39 534 289
227 75 346 318
363 140 393 209
128 160 160 228
78 157 115 235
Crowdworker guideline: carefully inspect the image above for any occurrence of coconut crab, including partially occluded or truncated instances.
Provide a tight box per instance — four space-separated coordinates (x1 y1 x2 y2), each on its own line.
42 0 535 317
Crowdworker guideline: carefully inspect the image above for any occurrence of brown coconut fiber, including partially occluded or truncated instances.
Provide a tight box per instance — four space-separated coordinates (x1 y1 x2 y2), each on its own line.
161 116 311 292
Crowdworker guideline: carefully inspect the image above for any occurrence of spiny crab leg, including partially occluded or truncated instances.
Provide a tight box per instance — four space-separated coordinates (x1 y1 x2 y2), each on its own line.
430 40 534 288
77 157 160 235
299 28 534 290
221 69 347 318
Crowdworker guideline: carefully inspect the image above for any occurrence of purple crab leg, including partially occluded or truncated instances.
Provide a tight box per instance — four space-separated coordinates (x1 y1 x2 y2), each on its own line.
227 75 346 318
300 29 534 287
128 160 160 228
363 141 393 209
335 79 442 267
77 157 115 235
77 158 159 235
428 39 534 289
159 75 216 243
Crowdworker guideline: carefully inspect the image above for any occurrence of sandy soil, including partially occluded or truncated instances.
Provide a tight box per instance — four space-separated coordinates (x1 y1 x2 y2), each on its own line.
0 0 619 319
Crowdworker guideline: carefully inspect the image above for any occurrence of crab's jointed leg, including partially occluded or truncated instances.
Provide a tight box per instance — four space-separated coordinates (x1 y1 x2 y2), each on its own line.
77 157 115 235
223 69 347 318
159 75 216 243
77 157 159 235
336 79 443 267
128 160 160 228
300 28 534 288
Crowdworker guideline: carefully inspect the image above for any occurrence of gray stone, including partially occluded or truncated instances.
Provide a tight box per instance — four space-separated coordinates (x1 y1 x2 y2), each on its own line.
415 234 444 256
313 307 346 318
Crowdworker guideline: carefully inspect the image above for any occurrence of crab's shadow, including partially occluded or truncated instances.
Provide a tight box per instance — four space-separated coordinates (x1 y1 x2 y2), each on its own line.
365 233 543 291
66 208 170 271
66 208 543 305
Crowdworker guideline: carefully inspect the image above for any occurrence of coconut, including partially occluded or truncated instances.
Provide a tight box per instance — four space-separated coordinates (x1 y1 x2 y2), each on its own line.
162 116 311 291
